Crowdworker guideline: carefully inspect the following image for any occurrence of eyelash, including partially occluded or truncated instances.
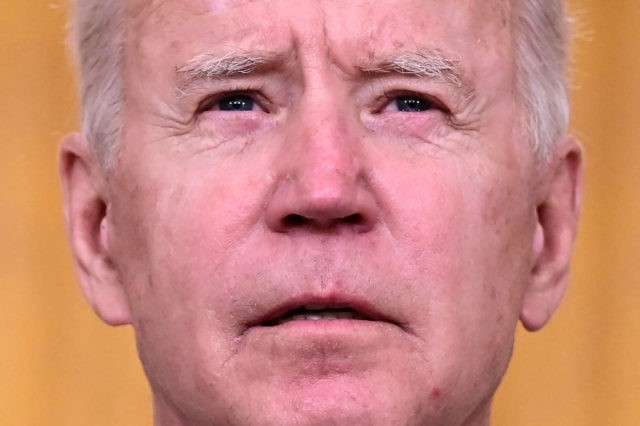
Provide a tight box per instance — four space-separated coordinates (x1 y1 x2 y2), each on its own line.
377 90 450 115
194 88 451 119
196 88 270 114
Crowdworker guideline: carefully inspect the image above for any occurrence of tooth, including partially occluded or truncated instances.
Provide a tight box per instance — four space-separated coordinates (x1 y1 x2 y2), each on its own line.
268 309 371 326
292 314 326 321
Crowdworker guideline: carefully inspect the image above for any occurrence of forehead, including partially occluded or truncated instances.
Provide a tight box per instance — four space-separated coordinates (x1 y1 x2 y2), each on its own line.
126 0 513 60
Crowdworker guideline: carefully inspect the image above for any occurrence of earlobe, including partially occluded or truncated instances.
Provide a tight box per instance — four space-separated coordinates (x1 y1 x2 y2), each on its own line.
60 133 132 326
520 137 583 331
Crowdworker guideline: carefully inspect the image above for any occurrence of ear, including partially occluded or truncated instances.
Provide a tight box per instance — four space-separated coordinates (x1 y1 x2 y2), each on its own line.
60 133 132 325
520 137 583 331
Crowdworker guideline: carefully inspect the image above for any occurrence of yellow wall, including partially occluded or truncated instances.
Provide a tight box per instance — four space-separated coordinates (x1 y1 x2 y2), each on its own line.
495 2 640 425
1 1 638 424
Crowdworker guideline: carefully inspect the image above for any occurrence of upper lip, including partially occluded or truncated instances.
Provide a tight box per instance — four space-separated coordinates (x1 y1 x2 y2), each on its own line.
246 293 399 328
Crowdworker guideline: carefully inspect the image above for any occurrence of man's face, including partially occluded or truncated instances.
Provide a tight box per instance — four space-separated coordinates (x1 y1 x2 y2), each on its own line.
70 0 572 424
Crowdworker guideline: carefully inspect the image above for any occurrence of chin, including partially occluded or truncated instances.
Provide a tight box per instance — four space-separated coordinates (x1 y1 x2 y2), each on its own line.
237 378 429 426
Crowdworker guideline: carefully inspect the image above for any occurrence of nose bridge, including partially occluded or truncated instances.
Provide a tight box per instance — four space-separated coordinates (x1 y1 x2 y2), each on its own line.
292 98 360 194
284 31 362 190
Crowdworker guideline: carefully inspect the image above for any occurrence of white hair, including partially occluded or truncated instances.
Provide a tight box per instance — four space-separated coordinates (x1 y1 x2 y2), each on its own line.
68 0 124 169
512 0 571 160
68 0 570 168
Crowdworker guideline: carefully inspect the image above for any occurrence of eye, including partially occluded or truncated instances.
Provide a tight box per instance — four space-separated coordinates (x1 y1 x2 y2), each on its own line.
388 94 434 112
217 94 256 111
197 92 267 114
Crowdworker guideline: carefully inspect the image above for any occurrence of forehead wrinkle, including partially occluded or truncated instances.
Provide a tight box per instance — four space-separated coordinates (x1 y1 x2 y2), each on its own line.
206 0 256 12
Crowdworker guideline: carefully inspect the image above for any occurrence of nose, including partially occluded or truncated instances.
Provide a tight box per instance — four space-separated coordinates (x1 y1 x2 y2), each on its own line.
265 104 378 234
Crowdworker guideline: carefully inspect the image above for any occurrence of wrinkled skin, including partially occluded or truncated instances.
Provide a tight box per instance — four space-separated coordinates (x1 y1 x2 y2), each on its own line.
61 0 582 425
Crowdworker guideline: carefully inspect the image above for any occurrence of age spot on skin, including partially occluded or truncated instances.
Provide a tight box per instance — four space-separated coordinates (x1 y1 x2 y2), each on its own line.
430 387 442 400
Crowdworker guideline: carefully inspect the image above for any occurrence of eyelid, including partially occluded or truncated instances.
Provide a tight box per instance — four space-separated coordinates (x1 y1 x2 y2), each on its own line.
195 88 273 114
375 90 451 115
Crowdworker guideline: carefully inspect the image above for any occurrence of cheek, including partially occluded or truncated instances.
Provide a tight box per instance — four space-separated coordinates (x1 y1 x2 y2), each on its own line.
107 173 256 393
388 157 534 329
120 161 273 320
368 158 533 411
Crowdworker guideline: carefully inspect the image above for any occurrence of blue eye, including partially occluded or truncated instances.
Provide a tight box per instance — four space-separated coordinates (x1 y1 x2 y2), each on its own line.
394 95 433 112
218 94 256 111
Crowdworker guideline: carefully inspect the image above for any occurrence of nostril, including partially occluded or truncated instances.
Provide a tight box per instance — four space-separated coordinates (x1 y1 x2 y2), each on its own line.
283 214 309 227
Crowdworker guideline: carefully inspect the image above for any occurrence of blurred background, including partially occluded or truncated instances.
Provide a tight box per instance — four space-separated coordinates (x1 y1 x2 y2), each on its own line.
1 1 638 425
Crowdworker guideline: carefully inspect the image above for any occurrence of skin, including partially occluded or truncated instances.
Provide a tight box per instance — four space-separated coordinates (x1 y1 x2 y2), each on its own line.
60 0 582 425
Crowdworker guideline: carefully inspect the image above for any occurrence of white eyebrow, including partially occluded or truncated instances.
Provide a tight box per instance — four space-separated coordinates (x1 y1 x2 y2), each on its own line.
175 50 473 99
361 51 471 94
176 51 277 96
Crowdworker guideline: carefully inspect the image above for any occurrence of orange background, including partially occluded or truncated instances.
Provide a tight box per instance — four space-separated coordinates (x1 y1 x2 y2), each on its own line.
1 1 638 424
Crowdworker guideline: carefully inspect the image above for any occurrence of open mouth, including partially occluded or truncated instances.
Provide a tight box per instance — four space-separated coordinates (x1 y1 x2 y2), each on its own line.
262 305 373 326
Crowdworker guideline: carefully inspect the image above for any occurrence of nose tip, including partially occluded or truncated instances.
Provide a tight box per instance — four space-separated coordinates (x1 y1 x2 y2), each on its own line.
269 186 377 233
264 143 379 234
267 171 376 233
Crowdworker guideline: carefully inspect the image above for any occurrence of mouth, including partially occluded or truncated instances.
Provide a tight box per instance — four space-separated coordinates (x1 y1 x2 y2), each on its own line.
262 305 373 326
249 296 399 330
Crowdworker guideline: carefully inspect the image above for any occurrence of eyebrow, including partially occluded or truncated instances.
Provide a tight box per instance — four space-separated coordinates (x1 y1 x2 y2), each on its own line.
360 51 473 96
176 51 278 95
176 49 473 98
